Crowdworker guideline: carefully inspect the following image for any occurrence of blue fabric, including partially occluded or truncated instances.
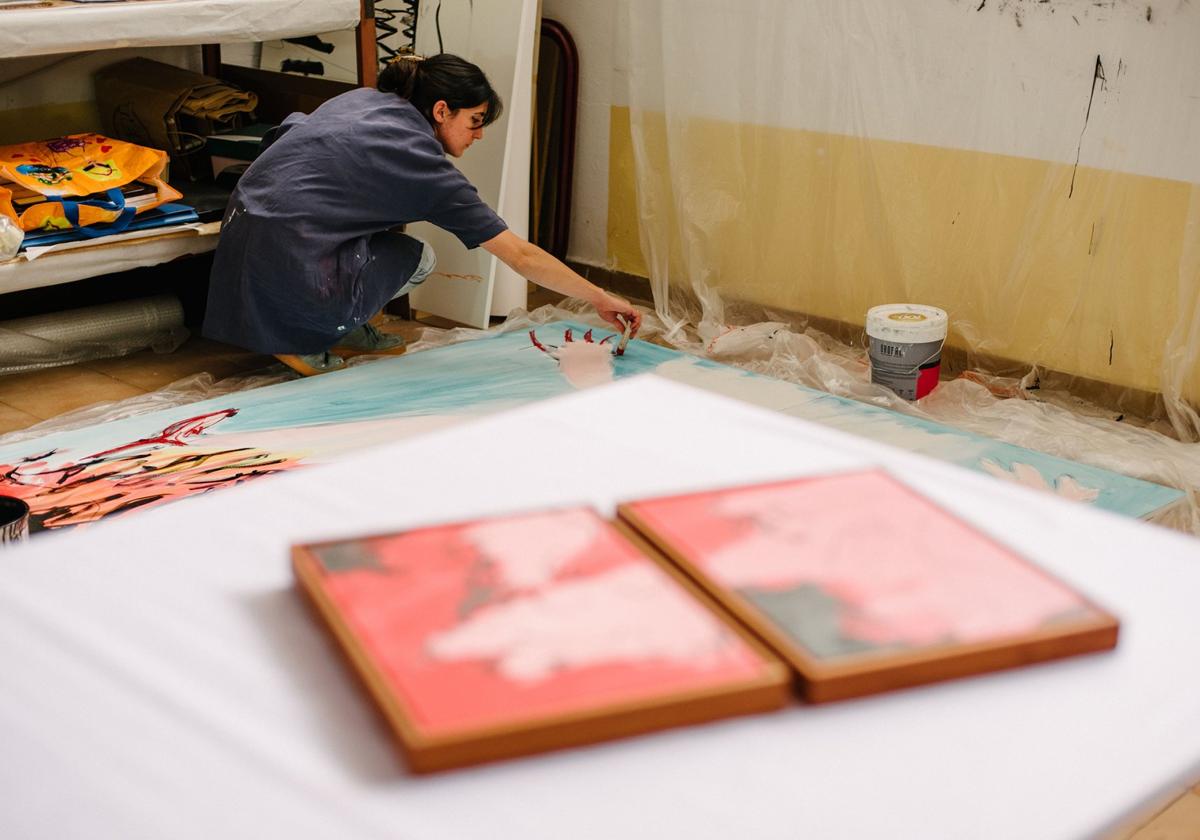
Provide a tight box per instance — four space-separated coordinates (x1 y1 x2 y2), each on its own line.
202 88 509 355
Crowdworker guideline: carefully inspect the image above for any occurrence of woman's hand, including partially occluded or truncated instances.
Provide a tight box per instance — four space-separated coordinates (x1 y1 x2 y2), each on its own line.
481 231 644 337
592 291 642 337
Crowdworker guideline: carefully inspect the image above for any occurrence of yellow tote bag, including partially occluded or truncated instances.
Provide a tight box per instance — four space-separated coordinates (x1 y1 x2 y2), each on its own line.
0 133 182 234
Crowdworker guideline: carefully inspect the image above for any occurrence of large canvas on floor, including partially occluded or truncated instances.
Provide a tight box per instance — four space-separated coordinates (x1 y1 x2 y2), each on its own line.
0 320 1183 532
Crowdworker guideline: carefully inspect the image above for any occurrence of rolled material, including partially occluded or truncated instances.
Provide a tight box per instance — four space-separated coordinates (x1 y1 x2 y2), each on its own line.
0 294 188 375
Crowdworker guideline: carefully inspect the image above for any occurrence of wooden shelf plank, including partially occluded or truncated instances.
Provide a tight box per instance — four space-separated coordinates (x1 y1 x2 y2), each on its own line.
0 223 220 295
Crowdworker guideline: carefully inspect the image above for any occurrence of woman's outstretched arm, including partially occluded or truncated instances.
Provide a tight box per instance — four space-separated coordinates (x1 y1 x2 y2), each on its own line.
482 230 643 335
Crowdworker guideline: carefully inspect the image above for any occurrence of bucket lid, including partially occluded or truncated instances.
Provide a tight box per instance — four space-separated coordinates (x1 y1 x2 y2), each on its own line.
866 304 948 343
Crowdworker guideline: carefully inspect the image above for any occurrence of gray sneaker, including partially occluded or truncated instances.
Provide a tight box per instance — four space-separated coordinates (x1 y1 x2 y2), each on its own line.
331 323 407 356
274 352 348 377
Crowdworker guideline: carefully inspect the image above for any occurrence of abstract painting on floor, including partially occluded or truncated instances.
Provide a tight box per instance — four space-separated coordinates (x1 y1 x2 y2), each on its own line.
0 320 1183 532
619 470 1120 702
292 506 789 771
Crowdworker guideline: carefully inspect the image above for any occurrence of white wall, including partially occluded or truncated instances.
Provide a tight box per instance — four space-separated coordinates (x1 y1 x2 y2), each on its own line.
619 0 1200 183
541 0 616 267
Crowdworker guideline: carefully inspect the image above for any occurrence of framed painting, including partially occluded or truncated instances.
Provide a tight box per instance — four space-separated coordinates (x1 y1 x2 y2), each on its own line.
292 506 790 772
618 470 1120 703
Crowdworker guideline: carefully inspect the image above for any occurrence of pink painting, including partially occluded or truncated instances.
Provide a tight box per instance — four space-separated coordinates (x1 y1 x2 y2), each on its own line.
297 508 780 741
621 471 1105 661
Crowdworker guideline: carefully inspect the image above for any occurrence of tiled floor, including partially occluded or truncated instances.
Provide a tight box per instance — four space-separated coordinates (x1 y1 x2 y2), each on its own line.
1 304 1198 839
0 309 436 437
0 336 273 435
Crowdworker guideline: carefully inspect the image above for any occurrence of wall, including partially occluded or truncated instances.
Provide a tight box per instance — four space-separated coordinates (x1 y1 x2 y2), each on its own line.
539 0 616 267
543 0 1200 404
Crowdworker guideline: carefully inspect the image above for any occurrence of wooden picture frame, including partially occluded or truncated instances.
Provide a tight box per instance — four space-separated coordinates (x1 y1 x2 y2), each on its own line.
618 470 1119 703
293 507 789 773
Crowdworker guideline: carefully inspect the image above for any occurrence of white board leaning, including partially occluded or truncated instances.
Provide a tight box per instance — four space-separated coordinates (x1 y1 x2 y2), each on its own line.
407 0 536 327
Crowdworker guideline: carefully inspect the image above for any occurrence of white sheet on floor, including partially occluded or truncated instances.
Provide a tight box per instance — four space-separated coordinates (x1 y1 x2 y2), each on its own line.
1 375 1198 840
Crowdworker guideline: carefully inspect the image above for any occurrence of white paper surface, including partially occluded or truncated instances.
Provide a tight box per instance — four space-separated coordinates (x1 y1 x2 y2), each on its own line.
1 375 1198 839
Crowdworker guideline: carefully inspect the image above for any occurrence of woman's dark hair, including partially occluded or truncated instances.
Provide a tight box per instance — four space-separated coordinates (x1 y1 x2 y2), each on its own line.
378 53 503 127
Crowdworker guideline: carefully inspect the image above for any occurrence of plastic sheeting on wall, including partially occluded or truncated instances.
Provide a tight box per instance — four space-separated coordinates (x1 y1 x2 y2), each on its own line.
614 0 1200 443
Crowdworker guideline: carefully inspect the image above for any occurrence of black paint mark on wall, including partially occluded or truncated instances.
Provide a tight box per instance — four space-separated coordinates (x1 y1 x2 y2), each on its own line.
1108 331 1114 365
960 1 1164 26
1069 55 1107 199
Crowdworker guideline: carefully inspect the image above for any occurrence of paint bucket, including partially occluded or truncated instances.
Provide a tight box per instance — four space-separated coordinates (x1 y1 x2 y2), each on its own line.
866 304 948 400
0 495 30 545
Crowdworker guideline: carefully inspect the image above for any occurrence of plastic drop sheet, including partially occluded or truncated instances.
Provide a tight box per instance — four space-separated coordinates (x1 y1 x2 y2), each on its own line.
612 0 1200 533
2 302 1195 532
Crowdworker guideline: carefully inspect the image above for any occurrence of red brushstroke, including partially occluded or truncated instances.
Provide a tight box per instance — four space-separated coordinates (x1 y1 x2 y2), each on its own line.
88 409 237 459
0 409 304 531
528 328 619 356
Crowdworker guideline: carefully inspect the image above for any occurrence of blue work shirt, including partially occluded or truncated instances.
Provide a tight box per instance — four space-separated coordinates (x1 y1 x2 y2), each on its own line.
202 88 507 354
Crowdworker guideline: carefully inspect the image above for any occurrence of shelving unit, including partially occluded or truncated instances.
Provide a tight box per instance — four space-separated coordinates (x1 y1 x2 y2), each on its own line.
0 0 373 296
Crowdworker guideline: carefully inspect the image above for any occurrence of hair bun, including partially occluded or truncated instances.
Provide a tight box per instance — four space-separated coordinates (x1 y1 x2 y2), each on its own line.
379 53 424 96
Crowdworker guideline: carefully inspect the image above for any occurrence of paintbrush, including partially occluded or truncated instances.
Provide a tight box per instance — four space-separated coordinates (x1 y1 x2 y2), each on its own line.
614 315 633 356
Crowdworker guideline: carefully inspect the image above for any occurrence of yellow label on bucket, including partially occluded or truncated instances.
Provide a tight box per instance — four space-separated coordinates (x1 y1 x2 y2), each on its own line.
888 313 928 322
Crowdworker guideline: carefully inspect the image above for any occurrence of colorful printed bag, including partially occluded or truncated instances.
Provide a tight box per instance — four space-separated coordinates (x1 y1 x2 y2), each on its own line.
0 133 182 235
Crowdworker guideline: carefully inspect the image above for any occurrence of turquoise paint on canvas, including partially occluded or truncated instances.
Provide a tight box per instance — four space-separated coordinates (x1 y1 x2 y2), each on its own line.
0 320 1181 531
